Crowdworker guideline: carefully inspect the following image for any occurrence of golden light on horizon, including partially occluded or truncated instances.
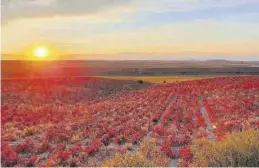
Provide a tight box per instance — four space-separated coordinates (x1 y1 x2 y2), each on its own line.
33 46 48 58
23 44 61 60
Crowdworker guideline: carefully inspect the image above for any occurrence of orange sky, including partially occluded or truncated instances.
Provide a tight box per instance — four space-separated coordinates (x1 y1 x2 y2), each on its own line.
1 0 259 60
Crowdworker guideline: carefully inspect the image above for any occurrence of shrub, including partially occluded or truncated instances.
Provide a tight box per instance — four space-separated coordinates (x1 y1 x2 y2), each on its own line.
43 155 59 167
23 126 38 136
161 143 173 157
16 139 33 153
83 140 102 156
107 129 117 138
2 143 18 166
191 129 259 167
102 152 151 167
55 143 66 152
124 143 133 150
38 140 52 153
27 155 38 167
153 125 165 136
71 132 83 143
138 80 144 84
102 138 168 167
57 150 72 161
69 143 81 156
179 146 193 161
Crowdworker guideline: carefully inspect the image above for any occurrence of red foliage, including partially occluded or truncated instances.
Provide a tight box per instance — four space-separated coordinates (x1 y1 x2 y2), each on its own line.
178 160 192 167
161 143 173 157
38 140 52 153
55 143 66 152
179 146 193 161
69 143 81 155
2 143 18 166
57 150 72 161
16 139 33 153
83 140 102 155
2 76 259 167
84 130 90 137
153 125 165 136
27 155 38 166
107 129 117 138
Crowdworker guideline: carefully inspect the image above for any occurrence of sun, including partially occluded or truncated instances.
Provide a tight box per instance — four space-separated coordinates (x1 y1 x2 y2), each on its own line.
33 46 48 58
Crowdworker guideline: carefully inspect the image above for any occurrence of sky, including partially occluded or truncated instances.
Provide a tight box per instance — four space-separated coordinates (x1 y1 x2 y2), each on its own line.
1 0 259 60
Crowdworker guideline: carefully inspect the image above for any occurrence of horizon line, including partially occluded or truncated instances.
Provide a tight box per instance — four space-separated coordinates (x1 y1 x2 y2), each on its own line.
1 59 259 62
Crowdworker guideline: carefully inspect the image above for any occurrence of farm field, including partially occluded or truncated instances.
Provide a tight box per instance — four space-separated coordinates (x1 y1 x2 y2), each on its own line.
2 60 259 77
1 75 259 167
98 76 212 83
3 0 259 167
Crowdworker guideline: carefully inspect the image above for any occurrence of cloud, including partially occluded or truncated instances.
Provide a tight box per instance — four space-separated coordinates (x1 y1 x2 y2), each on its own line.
1 0 133 24
2 0 259 25
134 0 259 12
2 0 259 60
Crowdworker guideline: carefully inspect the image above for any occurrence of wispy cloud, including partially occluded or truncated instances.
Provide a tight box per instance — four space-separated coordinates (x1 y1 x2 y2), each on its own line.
133 0 259 12
1 0 133 24
3 0 259 24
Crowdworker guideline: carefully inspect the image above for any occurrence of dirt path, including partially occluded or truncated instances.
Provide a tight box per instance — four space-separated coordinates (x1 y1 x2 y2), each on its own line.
169 158 179 167
253 102 259 108
197 95 216 140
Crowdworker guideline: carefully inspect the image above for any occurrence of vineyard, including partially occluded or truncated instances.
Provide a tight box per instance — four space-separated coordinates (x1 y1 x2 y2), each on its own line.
1 76 259 167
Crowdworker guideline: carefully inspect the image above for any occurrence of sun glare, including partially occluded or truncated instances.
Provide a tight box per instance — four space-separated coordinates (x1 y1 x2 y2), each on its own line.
33 47 48 58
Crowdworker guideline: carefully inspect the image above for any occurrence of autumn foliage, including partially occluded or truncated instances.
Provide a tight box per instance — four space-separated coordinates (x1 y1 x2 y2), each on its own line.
1 76 259 167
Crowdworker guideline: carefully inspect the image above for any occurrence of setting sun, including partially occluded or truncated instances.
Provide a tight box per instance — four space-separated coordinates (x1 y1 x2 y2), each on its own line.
33 47 48 58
